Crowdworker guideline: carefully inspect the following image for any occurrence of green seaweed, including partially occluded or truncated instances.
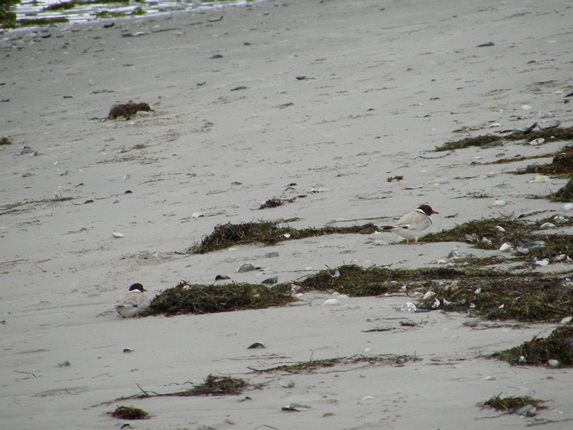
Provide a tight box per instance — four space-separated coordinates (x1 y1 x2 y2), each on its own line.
417 275 573 322
435 126 573 152
250 354 419 373
190 221 378 254
492 326 573 366
110 405 149 420
145 281 295 316
479 394 545 414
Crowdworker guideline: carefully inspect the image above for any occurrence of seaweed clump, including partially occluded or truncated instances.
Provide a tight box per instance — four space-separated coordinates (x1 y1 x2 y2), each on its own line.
259 198 289 209
190 221 377 254
0 0 18 28
435 126 573 152
110 405 149 420
145 281 295 316
552 179 573 202
422 216 573 260
108 101 151 120
519 145 573 176
250 354 419 374
417 275 573 322
479 394 546 414
298 264 504 297
180 375 248 396
422 217 531 250
492 326 573 366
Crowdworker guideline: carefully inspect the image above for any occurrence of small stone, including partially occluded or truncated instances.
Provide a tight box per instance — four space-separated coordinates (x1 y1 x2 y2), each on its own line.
237 263 259 273
529 138 545 146
493 199 506 206
192 212 204 219
282 403 310 412
516 405 537 417
499 242 512 252
123 348 134 353
112 232 124 238
262 276 278 285
215 274 231 281
540 222 555 229
58 360 71 367
560 316 572 325
322 298 340 306
265 252 279 258
400 302 417 313
247 342 265 349
534 258 550 266
547 359 560 368
279 379 295 388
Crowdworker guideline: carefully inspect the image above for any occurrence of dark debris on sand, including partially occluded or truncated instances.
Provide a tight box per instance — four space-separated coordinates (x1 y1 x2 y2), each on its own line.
435 126 573 152
145 281 295 316
190 221 378 254
108 101 151 120
492 326 573 366
479 394 546 414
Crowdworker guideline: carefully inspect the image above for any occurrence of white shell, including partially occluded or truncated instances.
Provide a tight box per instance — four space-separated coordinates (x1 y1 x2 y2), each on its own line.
534 259 550 266
422 291 435 300
112 231 124 238
322 298 340 306
547 359 560 368
560 316 572 325
529 138 545 146
400 302 417 313
495 225 506 233
192 212 204 219
499 242 512 252
540 222 555 229
493 199 506 207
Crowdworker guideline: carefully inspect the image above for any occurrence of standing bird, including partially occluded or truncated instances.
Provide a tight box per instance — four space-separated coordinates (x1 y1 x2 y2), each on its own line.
115 283 150 318
381 204 439 244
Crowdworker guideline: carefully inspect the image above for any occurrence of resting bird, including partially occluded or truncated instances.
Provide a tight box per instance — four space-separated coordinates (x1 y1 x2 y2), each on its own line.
381 204 439 244
115 283 150 318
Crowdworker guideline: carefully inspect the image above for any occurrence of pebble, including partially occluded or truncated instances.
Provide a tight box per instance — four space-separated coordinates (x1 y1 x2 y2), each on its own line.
560 316 572 324
112 232 124 238
262 276 278 285
265 252 279 258
516 240 546 254
279 379 295 388
400 302 417 313
237 263 259 273
192 212 204 218
547 359 560 368
528 175 551 183
499 242 512 252
534 258 550 266
529 138 545 146
322 298 341 306
495 225 506 233
481 237 492 246
282 403 310 412
422 291 435 300
516 405 537 417
247 342 265 349
539 222 555 229
492 199 506 207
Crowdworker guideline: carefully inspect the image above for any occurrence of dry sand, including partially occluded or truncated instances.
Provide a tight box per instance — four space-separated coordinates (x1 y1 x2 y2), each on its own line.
1 0 573 428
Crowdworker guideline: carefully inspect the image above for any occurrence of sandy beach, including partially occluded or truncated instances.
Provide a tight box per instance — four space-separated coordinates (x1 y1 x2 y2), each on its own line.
1 0 573 428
